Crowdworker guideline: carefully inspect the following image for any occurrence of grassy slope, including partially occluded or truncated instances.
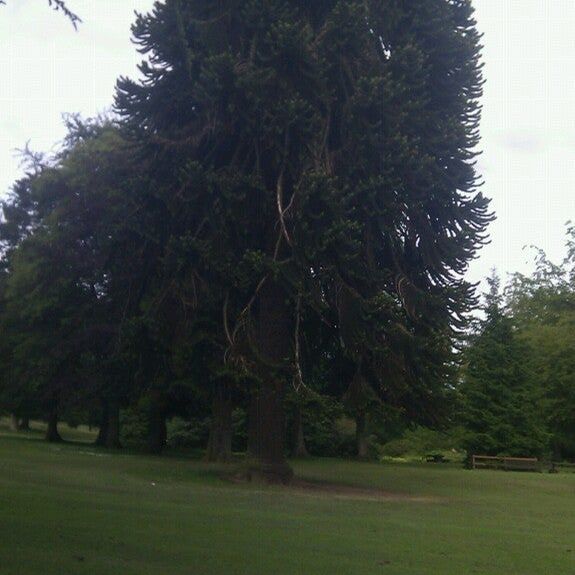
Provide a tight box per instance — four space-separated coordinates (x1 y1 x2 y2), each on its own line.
0 427 573 575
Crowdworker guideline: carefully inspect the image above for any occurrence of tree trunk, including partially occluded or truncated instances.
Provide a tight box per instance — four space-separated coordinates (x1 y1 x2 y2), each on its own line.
247 389 258 458
146 402 167 455
9 414 19 432
356 411 369 459
94 399 109 447
293 404 309 458
246 279 293 483
18 416 30 431
247 379 292 482
206 393 233 462
104 400 122 449
551 439 562 462
45 399 62 443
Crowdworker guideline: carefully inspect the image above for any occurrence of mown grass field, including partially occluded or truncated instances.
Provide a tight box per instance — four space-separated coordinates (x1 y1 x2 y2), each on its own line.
0 424 574 575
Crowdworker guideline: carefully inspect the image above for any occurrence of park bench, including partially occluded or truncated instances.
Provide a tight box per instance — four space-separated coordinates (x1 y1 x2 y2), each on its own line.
471 455 541 472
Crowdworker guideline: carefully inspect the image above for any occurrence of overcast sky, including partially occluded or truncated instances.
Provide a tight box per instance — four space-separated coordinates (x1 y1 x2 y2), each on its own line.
1 0 574 286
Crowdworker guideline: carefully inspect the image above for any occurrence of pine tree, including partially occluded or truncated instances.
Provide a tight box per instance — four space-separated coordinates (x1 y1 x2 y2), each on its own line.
116 0 491 480
460 273 548 458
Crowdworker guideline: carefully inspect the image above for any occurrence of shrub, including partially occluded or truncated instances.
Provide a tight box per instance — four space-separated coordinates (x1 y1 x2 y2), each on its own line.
120 407 148 445
381 426 466 458
166 416 210 449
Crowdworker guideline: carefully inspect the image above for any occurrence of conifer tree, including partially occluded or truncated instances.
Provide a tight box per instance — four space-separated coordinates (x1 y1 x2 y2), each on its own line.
507 232 575 459
460 273 548 458
0 118 157 445
116 0 491 480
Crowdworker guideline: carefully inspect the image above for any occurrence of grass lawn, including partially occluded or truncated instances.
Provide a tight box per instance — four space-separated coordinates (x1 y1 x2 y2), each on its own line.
0 425 573 575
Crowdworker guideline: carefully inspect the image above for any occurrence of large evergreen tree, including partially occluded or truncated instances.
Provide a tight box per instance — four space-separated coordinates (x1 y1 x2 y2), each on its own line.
115 0 491 481
0 118 159 444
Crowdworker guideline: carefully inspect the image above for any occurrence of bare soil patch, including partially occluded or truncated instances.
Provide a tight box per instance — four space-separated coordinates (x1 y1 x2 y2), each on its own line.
288 479 443 502
228 474 443 503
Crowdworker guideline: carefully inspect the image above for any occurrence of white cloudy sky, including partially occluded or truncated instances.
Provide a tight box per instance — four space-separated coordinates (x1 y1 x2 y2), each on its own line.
1 0 574 285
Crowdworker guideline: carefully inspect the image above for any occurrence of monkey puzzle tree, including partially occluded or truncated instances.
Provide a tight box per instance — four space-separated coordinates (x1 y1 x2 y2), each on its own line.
116 0 490 481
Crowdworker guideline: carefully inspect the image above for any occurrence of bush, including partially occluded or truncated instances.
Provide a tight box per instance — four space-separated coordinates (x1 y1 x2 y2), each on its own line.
166 416 210 449
167 409 247 452
380 438 411 458
380 426 465 458
288 395 358 457
120 407 148 445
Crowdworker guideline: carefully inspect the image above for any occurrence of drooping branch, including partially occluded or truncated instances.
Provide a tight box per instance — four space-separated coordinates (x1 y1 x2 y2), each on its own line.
293 293 307 392
1 1 82 29
276 129 292 247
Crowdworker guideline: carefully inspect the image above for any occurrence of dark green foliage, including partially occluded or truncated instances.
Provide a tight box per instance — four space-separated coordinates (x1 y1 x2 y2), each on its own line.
286 391 357 457
0 117 158 437
380 426 465 458
1 1 492 467
456 231 575 462
166 415 211 449
118 407 149 445
115 0 490 425
460 273 549 458
506 232 575 460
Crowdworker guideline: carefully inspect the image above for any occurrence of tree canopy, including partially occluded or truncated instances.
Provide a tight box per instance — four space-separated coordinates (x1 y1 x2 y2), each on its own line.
0 1 497 478
460 272 549 458
113 0 490 479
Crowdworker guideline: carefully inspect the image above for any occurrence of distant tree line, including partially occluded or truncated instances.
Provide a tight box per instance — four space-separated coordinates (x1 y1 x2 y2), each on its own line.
460 240 575 461
0 0 491 481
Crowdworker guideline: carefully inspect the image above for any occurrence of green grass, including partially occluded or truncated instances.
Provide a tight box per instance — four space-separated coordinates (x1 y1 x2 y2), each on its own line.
0 426 574 574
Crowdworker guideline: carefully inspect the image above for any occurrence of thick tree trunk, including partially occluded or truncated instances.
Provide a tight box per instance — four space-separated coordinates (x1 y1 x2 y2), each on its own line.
247 379 292 482
206 393 233 462
18 416 30 431
146 400 167 455
246 280 293 483
45 399 62 443
9 414 19 432
551 439 562 462
94 399 109 447
104 400 122 449
356 411 369 459
293 404 309 458
247 389 258 458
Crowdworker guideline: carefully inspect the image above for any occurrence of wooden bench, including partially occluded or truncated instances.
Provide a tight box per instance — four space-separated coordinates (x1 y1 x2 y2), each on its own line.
472 455 541 472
